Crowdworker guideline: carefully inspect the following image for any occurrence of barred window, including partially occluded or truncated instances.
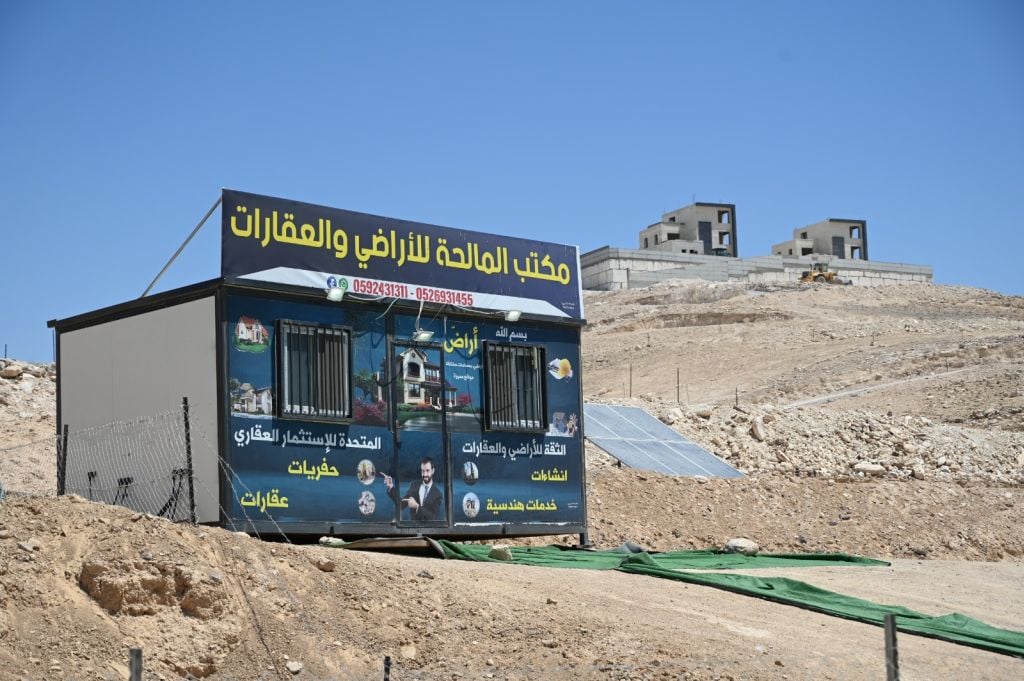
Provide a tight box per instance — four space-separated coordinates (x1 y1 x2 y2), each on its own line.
485 343 546 431
278 321 351 420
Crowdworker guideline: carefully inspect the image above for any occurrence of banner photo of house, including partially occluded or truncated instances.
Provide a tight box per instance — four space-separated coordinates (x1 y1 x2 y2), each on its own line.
49 189 588 540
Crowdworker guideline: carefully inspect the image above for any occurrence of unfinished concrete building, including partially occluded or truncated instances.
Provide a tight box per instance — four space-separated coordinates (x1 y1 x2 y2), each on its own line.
773 218 868 260
638 202 738 257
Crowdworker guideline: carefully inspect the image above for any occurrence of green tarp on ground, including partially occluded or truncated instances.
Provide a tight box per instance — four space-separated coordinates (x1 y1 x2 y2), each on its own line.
434 541 1024 658
438 542 888 570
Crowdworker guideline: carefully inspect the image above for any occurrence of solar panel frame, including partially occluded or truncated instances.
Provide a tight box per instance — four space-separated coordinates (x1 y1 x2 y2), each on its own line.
584 404 742 478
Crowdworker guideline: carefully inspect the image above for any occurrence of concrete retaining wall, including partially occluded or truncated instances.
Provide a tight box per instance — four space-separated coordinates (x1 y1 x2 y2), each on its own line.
581 247 932 290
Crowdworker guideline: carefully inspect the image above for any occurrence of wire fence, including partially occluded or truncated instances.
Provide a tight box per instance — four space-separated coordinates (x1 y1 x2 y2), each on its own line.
57 401 196 523
0 435 59 500
0 437 54 456
600 362 745 408
49 396 313 537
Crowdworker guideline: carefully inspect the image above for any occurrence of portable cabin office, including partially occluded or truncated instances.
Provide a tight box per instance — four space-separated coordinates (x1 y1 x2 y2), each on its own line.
49 190 588 540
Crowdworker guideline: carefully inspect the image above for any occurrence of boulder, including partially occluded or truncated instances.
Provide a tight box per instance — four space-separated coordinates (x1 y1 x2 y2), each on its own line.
18 539 40 553
488 544 513 561
723 538 759 555
663 407 684 425
853 462 885 476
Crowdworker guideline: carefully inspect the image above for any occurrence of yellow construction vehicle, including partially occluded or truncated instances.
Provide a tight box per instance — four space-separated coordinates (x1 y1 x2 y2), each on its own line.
799 263 851 285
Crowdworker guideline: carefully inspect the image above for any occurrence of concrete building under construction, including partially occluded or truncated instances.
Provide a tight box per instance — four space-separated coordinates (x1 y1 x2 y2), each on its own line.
772 218 869 261
583 203 929 290
638 203 738 257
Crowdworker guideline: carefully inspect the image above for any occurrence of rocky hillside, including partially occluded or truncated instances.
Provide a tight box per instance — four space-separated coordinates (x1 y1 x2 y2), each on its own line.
1 282 1023 680
0 358 56 497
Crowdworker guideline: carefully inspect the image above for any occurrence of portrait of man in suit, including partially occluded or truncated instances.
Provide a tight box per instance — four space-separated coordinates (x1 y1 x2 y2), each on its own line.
383 456 443 521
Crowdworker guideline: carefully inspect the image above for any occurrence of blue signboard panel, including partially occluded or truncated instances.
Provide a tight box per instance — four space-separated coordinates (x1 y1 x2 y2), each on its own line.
396 312 584 528
224 292 585 531
221 189 583 320
225 294 394 525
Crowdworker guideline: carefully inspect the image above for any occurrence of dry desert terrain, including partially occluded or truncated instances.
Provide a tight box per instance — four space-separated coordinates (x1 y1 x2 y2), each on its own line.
1 280 1022 680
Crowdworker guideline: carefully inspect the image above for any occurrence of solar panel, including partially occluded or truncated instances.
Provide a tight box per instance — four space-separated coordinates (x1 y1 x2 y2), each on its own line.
583 404 742 478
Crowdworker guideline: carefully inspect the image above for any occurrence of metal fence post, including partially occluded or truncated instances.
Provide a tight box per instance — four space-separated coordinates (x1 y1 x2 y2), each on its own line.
57 424 69 495
383 655 392 681
884 613 900 681
182 397 196 524
129 648 143 681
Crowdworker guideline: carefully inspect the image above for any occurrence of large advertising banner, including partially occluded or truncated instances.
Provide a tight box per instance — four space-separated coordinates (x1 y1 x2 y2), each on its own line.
394 313 585 528
221 189 583 320
390 343 448 526
225 296 583 531
225 293 396 526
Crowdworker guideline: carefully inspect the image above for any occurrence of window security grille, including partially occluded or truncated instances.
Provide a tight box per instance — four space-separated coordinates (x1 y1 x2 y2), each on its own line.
485 343 546 431
279 322 351 420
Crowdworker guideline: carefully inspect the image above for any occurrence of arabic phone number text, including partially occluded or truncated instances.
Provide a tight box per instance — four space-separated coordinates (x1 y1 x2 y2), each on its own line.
351 279 410 297
350 279 474 306
415 286 474 306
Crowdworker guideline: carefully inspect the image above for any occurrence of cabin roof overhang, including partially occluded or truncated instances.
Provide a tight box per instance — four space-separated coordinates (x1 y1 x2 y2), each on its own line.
48 276 587 335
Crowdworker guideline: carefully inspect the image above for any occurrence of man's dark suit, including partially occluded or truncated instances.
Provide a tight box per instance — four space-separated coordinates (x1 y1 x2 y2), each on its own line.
390 479 443 521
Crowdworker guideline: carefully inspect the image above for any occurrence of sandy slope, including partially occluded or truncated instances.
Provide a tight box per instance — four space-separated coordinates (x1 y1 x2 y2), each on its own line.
1 281 1023 680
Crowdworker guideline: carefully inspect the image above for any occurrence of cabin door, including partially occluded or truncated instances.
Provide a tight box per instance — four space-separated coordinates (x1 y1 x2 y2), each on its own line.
391 343 449 527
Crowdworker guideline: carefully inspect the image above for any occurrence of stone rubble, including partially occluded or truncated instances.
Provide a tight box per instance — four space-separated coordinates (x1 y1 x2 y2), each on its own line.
588 396 1024 485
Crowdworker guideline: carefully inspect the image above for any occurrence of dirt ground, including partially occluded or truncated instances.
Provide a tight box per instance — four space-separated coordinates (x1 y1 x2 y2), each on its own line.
1 281 1023 680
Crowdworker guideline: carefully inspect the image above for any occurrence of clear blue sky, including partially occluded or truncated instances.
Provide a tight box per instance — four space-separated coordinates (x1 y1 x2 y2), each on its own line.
2 1 1022 362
